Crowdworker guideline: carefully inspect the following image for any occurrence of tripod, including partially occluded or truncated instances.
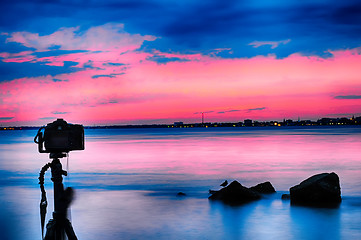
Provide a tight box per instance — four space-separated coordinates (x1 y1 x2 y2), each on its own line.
39 153 78 240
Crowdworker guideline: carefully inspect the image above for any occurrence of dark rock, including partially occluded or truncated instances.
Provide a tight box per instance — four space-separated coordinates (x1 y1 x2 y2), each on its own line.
250 181 276 194
209 189 217 194
177 192 186 196
281 194 290 200
208 180 261 205
290 172 341 207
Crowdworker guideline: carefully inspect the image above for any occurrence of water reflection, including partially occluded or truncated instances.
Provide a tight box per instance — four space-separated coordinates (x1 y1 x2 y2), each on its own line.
1 127 361 239
72 189 218 240
209 194 293 240
289 205 341 239
2 128 361 192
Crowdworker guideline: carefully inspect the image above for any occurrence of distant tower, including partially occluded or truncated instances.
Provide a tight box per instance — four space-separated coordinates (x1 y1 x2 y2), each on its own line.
202 112 204 125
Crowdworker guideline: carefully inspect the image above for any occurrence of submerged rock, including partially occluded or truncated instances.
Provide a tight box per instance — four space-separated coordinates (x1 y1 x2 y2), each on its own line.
250 181 276 194
290 172 341 207
208 180 261 205
177 192 186 196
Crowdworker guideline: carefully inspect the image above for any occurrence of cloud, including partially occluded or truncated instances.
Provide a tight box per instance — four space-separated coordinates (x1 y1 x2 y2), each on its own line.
2 1 361 59
39 117 55 120
146 55 190 64
51 111 69 115
0 24 156 82
91 73 125 79
0 61 80 82
1 44 361 125
33 50 89 58
103 62 126 66
334 95 361 99
5 23 157 52
214 108 266 114
247 107 266 112
327 112 361 117
249 39 291 49
0 117 14 120
52 78 68 82
194 111 215 114
217 109 241 114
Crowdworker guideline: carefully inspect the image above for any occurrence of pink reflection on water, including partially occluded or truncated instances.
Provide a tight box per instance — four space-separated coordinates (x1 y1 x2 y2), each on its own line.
67 128 361 191
1 128 360 193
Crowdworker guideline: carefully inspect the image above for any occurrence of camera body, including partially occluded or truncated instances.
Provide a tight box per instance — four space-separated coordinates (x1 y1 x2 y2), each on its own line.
35 119 84 153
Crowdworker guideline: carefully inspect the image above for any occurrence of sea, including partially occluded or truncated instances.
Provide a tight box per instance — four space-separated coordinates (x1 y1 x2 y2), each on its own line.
1 126 361 240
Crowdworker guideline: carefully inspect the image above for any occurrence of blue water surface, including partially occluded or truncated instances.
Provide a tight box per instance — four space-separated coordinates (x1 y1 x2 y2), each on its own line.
0 126 361 240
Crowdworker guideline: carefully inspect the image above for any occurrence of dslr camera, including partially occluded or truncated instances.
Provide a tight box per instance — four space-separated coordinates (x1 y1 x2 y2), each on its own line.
34 119 84 154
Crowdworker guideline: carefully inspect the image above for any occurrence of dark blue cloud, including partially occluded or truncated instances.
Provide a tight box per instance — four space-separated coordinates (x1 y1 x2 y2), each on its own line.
51 111 69 114
0 35 36 53
103 62 126 66
217 109 241 114
33 50 89 58
0 117 14 120
39 117 55 120
194 111 215 114
0 61 80 82
212 108 266 114
146 55 190 64
248 107 266 111
52 78 69 82
334 95 361 99
92 74 116 79
91 73 124 79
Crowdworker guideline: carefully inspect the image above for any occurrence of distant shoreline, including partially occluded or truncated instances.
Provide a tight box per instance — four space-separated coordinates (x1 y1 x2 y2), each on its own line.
1 116 361 131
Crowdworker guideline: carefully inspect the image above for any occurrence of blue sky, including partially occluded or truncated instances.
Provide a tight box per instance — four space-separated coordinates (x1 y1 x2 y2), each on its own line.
2 0 361 59
1 0 361 125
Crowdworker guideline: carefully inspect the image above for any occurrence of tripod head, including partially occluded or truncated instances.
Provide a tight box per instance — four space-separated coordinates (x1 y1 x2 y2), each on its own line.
49 152 67 159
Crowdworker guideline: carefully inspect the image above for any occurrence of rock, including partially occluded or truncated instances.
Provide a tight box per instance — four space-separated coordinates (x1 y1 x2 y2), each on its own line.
209 190 217 194
177 192 186 196
250 181 276 194
208 180 261 205
281 194 290 200
290 172 341 207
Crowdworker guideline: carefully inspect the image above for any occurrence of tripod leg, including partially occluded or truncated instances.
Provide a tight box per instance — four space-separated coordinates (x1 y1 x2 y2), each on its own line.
44 219 55 240
44 218 69 240
64 218 78 240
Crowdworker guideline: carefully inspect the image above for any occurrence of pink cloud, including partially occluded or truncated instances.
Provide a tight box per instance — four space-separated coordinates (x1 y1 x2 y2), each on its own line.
0 51 35 63
1 25 361 125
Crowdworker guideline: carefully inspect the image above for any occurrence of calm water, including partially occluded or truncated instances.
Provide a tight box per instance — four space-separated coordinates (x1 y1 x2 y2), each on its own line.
1 126 361 239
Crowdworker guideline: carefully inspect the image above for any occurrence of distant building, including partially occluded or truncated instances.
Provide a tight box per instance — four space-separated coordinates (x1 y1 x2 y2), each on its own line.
318 118 335 125
355 117 361 124
244 119 252 127
174 122 183 127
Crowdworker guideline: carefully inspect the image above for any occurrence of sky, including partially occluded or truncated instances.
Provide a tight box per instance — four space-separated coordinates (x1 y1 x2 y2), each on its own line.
0 0 361 126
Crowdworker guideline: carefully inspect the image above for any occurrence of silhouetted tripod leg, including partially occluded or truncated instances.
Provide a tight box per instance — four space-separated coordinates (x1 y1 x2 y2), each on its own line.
44 219 65 240
64 218 78 240
43 158 78 240
44 217 77 240
44 219 55 240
